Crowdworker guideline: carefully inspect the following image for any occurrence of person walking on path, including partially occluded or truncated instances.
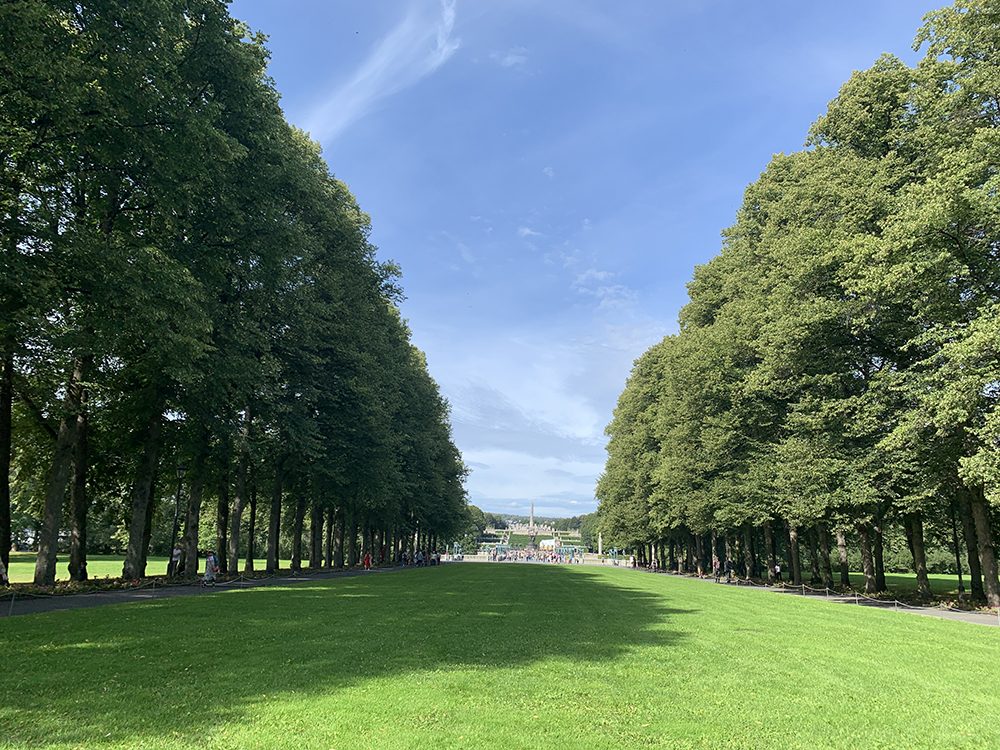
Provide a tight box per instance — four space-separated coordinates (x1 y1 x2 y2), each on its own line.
202 550 219 587
363 551 372 571
774 562 782 582
168 544 182 577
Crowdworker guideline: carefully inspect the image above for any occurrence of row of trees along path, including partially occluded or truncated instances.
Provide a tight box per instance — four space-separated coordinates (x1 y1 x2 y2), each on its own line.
0 0 469 586
597 0 1000 606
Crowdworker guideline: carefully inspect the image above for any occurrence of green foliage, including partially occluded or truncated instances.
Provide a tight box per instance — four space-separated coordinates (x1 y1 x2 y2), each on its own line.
1 0 466 579
598 0 1000 600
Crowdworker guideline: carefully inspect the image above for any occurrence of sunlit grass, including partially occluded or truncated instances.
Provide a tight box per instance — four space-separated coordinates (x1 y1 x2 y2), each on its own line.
4 553 299 583
1 563 997 749
845 571 968 597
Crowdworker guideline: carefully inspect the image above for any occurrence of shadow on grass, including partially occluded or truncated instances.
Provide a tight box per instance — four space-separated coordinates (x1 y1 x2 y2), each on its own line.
0 564 692 746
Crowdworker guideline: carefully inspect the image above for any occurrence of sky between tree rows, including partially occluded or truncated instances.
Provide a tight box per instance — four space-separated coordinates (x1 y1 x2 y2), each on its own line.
228 0 928 517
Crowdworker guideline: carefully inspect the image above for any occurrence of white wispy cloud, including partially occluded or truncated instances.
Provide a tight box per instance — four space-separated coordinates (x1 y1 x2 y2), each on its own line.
517 226 542 237
304 0 460 142
490 46 528 67
543 166 554 179
457 241 476 264
573 268 613 286
588 284 640 310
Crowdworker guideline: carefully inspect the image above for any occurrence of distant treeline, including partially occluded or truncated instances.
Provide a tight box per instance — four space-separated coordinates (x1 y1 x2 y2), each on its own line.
1 0 468 585
597 1 1000 604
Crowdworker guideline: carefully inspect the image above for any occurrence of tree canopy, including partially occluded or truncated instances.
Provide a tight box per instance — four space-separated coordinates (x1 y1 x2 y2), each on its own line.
1 0 468 584
597 0 1000 604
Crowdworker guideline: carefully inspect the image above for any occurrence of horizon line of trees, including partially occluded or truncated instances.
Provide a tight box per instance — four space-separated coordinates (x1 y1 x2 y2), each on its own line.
597 0 1000 604
1 0 469 586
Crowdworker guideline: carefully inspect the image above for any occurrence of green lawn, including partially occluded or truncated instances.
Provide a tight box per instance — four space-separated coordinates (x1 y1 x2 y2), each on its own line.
844 571 968 597
4 553 298 583
1 563 997 749
5 553 975 599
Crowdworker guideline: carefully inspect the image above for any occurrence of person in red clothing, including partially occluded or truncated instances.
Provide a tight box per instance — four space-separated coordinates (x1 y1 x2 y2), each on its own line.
363 551 372 571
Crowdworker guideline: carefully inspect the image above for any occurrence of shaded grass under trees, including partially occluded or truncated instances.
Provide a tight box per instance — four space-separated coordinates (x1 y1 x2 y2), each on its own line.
2 563 998 749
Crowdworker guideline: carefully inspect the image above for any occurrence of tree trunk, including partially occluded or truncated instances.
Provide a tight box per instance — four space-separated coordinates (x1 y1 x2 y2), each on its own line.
856 521 877 594
836 528 851 586
360 520 370 566
959 492 985 601
182 457 205 576
121 405 162 581
266 456 285 573
742 525 754 580
783 522 794 583
34 358 85 586
333 507 345 568
708 530 718 575
787 522 802 586
310 503 323 568
216 474 230 575
873 513 886 592
67 407 89 581
817 522 834 589
969 485 1000 607
949 501 965 593
325 505 335 567
904 512 932 599
763 520 775 583
291 493 306 573
807 528 822 585
0 347 12 572
244 483 257 572
347 511 358 567
140 466 158 576
227 407 252 573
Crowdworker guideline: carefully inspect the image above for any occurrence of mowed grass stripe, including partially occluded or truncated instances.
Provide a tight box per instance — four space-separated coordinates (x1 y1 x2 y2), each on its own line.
1 563 996 749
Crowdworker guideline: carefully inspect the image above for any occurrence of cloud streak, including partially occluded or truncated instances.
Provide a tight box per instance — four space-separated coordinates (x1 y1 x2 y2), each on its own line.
490 46 528 67
304 0 459 142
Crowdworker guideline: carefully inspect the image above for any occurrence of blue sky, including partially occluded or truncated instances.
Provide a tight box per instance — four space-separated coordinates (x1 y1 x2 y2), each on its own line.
229 0 929 518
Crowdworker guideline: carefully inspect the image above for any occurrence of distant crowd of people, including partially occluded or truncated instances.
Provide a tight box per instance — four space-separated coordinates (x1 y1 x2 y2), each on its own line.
485 548 584 564
400 550 442 567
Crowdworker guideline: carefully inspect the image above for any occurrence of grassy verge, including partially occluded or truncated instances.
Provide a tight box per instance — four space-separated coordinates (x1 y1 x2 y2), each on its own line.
4 553 299 584
845 571 967 597
1 563 997 749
